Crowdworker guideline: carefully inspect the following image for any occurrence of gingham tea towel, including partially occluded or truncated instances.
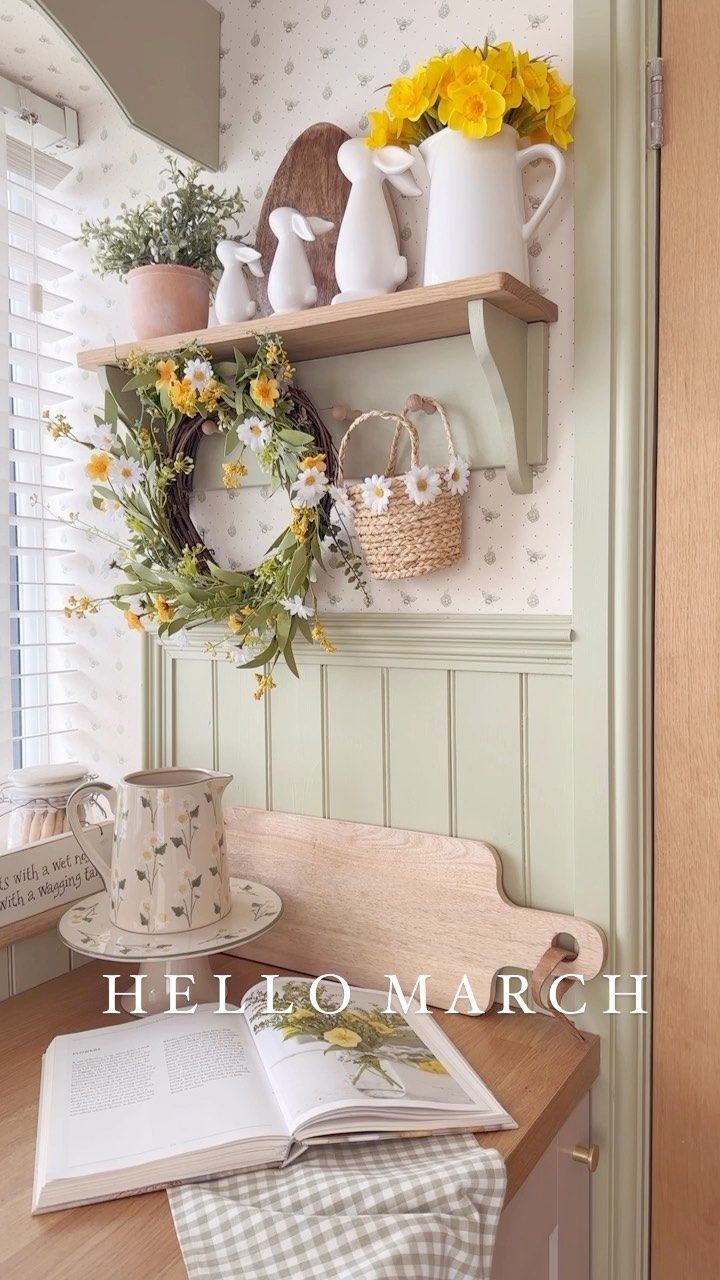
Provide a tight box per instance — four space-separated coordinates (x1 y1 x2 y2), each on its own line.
168 1134 506 1280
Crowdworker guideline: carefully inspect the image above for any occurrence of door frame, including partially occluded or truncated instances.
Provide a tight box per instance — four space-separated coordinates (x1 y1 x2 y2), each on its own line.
573 1 658 1276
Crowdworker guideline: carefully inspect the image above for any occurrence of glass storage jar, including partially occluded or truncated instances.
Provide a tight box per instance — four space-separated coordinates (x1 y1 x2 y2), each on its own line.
3 763 101 850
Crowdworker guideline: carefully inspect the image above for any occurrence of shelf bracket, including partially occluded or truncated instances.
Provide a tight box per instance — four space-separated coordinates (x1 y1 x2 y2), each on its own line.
468 299 548 494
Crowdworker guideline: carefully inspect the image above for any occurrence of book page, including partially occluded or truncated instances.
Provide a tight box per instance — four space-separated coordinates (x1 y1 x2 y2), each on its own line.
44 1007 288 1181
242 977 500 1135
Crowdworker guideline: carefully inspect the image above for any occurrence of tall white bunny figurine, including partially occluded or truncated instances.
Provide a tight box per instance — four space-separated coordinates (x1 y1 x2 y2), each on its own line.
215 241 264 323
267 207 334 314
333 139 422 303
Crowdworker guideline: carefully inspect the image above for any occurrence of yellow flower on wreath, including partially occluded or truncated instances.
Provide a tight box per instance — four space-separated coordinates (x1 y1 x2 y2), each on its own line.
324 1027 362 1048
300 452 326 472
250 372 280 412
439 65 507 139
155 358 177 391
169 376 198 415
85 450 113 481
198 379 223 412
227 613 244 634
223 460 249 489
126 609 144 632
154 595 175 623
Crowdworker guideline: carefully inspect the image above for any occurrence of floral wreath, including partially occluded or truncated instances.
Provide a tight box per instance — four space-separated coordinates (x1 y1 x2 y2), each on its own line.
48 336 368 697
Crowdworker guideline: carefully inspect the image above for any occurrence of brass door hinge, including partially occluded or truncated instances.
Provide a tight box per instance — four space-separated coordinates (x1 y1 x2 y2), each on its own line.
647 57 664 150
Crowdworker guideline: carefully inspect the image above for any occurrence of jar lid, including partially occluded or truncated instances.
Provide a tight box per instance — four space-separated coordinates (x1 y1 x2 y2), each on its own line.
7 762 88 799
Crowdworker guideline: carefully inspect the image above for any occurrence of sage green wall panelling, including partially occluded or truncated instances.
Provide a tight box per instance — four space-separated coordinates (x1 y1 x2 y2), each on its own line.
215 661 267 810
325 667 385 825
453 671 525 904
387 668 451 835
170 658 214 769
268 665 324 817
526 674 574 915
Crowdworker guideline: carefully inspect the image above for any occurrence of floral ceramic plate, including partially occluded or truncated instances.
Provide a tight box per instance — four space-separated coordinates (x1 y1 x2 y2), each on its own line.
59 877 283 960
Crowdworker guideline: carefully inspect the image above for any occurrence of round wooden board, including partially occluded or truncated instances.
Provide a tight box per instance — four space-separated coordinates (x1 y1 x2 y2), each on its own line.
255 121 351 315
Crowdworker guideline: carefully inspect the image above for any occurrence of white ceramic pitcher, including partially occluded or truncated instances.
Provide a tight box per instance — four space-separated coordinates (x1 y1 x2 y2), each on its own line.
419 124 566 286
67 768 232 934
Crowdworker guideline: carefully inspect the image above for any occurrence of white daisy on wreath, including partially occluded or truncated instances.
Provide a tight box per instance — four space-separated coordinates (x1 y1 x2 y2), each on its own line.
291 464 328 508
361 474 392 515
446 455 470 496
238 414 271 452
404 464 442 506
183 357 214 392
109 455 143 491
280 594 314 619
89 421 115 450
328 483 353 522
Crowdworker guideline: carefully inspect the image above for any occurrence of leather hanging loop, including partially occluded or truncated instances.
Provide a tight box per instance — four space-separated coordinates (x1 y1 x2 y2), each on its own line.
531 944 587 1043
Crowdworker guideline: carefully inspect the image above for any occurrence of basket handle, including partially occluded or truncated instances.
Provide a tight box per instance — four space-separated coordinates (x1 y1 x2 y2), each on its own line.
404 395 459 461
336 411 420 486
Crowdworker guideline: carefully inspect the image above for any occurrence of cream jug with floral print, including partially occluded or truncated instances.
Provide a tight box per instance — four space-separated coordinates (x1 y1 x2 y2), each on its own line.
66 769 233 934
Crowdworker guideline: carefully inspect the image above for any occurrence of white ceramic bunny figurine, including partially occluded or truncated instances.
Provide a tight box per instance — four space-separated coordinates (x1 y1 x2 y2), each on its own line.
333 139 422 303
215 241 264 323
266 207 334 314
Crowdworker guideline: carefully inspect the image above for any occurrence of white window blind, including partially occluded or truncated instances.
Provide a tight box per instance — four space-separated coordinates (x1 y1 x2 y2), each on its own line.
1 116 79 771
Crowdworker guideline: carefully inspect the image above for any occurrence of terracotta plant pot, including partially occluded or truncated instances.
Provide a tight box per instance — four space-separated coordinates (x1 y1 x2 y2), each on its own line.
127 264 210 340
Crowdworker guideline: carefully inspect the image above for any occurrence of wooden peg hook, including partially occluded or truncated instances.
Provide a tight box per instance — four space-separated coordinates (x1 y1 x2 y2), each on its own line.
404 394 436 415
330 403 363 423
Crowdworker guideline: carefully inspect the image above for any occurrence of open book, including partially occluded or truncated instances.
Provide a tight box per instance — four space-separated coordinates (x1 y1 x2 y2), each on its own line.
33 976 514 1212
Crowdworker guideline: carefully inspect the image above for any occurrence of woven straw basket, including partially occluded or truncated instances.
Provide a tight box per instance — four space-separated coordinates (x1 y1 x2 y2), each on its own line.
337 401 463 580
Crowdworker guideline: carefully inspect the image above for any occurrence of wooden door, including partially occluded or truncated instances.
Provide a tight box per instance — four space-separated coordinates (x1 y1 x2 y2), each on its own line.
653 1 720 1274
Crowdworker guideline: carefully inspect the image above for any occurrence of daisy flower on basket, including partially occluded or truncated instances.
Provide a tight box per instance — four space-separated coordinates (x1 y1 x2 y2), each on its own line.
362 474 393 515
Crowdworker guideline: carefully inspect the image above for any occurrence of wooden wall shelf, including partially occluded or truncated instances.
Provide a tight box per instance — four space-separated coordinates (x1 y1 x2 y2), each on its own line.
78 273 558 495
78 273 556 370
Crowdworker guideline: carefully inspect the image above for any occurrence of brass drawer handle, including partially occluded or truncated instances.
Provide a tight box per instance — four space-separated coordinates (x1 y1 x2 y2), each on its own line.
572 1143 600 1172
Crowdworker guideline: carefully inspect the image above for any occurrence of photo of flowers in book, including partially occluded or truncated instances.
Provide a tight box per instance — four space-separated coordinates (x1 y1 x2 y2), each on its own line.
244 979 450 1099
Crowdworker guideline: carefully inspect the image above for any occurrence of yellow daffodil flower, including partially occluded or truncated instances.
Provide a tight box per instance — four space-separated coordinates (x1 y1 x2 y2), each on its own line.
439 67 507 139
85 450 113 482
386 66 434 121
485 42 522 107
515 50 551 112
366 110 419 149
250 372 280 411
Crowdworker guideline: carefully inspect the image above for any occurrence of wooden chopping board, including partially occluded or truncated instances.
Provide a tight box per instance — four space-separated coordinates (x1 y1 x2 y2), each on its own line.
255 121 351 315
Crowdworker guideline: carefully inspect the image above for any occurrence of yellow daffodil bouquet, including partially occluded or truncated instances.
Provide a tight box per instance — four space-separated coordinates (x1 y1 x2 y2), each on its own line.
366 41 575 150
46 337 369 696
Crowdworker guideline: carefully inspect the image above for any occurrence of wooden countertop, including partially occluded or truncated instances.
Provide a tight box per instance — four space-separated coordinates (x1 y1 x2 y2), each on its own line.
0 958 599 1280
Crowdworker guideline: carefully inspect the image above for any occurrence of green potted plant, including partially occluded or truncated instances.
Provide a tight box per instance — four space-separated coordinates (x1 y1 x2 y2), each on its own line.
80 156 246 340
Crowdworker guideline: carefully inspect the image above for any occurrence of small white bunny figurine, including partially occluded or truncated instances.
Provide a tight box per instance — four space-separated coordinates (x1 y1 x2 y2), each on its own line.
267 207 334 314
215 241 264 323
333 139 422 303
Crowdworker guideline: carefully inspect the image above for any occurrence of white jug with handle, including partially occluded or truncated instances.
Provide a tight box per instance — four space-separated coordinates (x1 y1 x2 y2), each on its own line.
419 124 566 286
66 768 233 934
